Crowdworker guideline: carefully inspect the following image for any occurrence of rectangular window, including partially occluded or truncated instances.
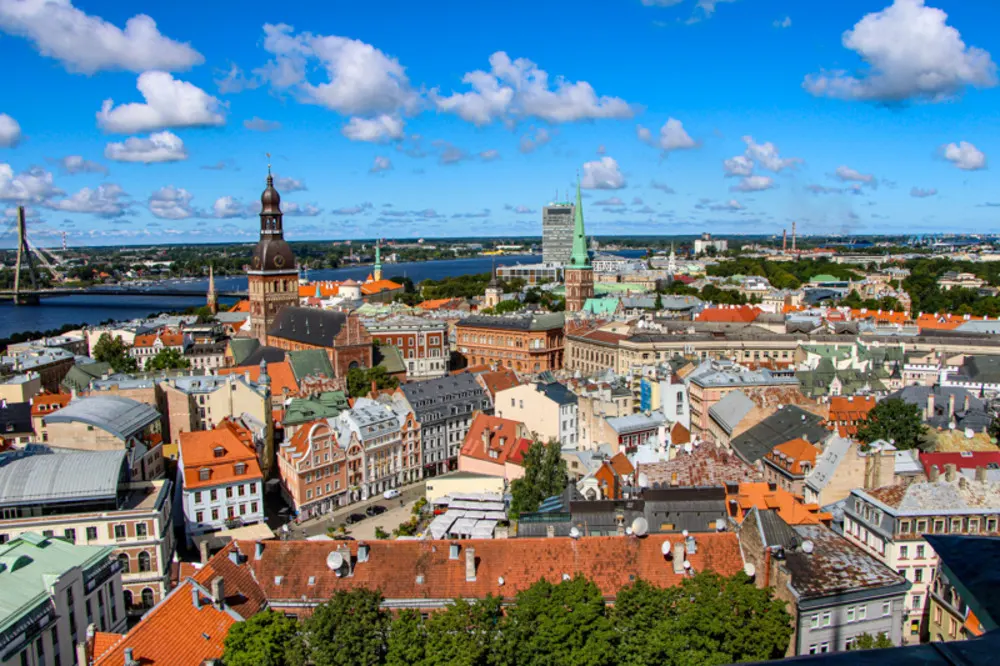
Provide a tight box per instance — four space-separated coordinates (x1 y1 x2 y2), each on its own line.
858 605 867 621
951 518 962 533
846 607 855 623
988 518 998 532
933 519 945 533
226 486 233 498
917 519 928 533
196 511 203 523
211 508 219 521
914 568 924 583
821 612 831 627
238 484 246 496
970 518 980 533
910 620 920 636
113 524 126 540
86 527 97 541
819 643 829 653
64 528 76 543
912 595 922 610
250 483 257 494
251 502 258 513
136 523 147 538
882 601 891 617
808 645 818 655
210 489 218 501
900 545 909 560
916 545 925 559
194 491 202 504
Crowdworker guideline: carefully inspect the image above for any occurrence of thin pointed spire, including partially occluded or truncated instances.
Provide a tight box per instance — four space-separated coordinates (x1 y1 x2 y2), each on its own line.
570 177 590 268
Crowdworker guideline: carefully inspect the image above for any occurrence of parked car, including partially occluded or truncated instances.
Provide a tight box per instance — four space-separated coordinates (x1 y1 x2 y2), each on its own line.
366 504 388 517
345 513 366 524
383 489 401 500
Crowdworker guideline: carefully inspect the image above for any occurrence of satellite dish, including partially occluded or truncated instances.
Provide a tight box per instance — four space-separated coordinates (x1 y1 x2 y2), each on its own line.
684 442 694 454
625 527 633 536
562 573 571 581
326 551 344 571
683 560 691 570
498 576 505 586
744 562 756 578
569 526 581 539
801 540 815 554
682 529 689 538
965 428 975 439
631 517 649 537
715 519 726 532
948 422 956 430
661 540 671 556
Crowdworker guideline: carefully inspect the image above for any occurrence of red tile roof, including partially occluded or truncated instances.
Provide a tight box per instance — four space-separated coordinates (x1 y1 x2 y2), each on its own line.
236 534 744 603
361 279 404 295
133 331 185 348
671 422 691 445
765 438 819 476
828 396 876 437
639 445 761 488
920 451 1000 477
217 360 298 396
91 632 121 659
697 306 761 324
229 300 251 313
736 482 830 525
460 413 530 466
609 451 635 477
30 391 72 417
94 543 267 665
180 421 263 490
477 368 521 398
418 297 464 310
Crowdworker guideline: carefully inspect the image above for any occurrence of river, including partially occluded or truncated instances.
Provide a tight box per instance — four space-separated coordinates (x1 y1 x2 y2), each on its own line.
3 253 643 339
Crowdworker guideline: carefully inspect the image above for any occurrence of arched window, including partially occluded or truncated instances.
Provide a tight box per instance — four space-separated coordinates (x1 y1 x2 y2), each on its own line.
117 553 130 573
138 551 151 573
141 588 155 609
123 590 133 609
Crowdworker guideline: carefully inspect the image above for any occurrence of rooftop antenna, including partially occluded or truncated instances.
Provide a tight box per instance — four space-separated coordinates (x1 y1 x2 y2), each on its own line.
266 152 272 176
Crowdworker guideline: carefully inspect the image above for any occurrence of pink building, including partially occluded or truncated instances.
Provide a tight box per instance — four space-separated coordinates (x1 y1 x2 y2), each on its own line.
277 419 349 519
458 413 531 481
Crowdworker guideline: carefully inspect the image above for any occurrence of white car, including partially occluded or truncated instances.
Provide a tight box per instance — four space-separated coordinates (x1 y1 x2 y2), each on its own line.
383 489 401 500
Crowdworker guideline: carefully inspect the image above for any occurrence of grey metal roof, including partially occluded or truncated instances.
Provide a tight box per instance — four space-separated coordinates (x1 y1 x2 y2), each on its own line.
755 507 800 549
805 434 853 494
0 449 126 506
708 390 754 435
731 405 829 465
399 373 491 424
953 355 1000 385
44 395 159 440
456 312 565 332
885 384 989 431
606 412 666 434
537 381 577 406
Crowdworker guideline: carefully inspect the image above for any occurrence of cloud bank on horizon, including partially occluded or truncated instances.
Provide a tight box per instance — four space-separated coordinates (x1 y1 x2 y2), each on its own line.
0 0 996 245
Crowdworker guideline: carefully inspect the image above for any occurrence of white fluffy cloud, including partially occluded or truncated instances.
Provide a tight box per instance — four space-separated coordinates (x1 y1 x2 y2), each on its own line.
723 155 754 177
479 149 501 162
97 72 225 134
433 51 633 125
46 183 130 218
637 118 697 153
581 157 626 190
743 136 800 172
282 202 322 217
56 155 108 175
244 117 281 132
0 113 20 147
942 141 986 170
148 186 197 219
774 16 792 29
0 0 203 74
257 23 417 117
519 127 551 153
341 115 405 142
804 0 997 103
731 175 776 192
104 132 187 163
910 186 938 198
0 164 62 202
370 156 392 174
273 175 306 193
835 165 877 184
212 196 246 219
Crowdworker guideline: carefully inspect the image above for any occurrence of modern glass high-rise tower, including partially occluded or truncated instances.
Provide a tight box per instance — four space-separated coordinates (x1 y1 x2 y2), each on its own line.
542 202 575 265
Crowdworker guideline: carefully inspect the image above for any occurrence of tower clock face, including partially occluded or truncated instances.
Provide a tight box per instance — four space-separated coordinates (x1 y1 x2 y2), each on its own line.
253 256 261 268
274 254 285 268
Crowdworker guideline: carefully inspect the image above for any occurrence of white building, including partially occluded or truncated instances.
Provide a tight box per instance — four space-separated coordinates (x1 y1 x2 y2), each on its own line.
177 422 264 545
693 232 728 256
495 381 578 447
335 398 407 499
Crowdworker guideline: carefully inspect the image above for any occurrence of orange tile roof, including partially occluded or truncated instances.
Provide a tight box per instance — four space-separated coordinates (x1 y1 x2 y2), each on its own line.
298 282 340 298
697 305 761 323
477 368 521 398
94 543 267 666
133 331 185 348
180 422 262 490
765 438 820 475
828 395 876 436
237 533 744 602
847 308 908 325
609 451 635 477
91 632 122 659
361 279 403 295
417 297 463 310
230 300 251 313
737 482 829 525
30 391 72 417
915 312 982 331
217 360 298 396
460 413 530 466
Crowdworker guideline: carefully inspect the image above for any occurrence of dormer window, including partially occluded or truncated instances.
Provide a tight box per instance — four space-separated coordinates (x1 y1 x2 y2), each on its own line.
213 446 225 458
199 468 211 481
234 462 247 475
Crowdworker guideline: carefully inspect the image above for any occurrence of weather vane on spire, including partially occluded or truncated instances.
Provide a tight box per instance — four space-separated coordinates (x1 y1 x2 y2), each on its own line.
266 152 272 176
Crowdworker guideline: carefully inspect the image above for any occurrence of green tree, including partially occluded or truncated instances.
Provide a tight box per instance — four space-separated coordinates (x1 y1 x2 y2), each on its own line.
91 333 138 374
347 365 400 398
509 440 568 519
296 589 390 666
481 299 523 315
374 526 390 540
856 398 925 450
145 347 191 371
613 579 675 666
223 610 300 666
422 597 503 666
848 632 894 650
654 292 663 310
386 610 426 666
499 576 616 666
989 415 1000 441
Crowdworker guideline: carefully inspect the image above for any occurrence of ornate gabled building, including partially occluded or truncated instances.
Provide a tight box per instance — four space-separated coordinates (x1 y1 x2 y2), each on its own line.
564 182 594 312
249 168 299 343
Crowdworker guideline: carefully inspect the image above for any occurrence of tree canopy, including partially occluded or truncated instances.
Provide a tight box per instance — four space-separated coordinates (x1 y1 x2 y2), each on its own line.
508 440 568 519
347 365 400 398
223 610 300 666
92 333 138 374
856 398 925 450
848 632 894 650
145 347 191 371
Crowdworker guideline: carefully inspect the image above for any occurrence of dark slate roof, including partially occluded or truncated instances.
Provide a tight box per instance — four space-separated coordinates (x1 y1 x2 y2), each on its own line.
268 307 348 348
399 373 492 425
886 384 990 431
455 312 565 332
239 345 287 368
954 355 1000 386
786 524 909 601
755 507 800 549
926 535 1000 633
731 405 829 464
538 381 577 406
0 401 32 434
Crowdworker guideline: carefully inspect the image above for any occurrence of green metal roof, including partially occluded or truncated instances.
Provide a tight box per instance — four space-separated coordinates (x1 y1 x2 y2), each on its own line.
0 533 113 635
287 349 335 381
375 345 406 375
283 391 349 426
60 362 112 392
229 338 261 366
583 297 620 315
569 181 591 268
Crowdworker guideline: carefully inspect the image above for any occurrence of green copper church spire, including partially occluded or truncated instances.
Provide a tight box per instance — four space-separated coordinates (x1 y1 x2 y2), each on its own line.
570 178 590 268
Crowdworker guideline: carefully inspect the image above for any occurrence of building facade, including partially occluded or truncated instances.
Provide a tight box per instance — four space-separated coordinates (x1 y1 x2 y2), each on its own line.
456 313 565 374
248 170 300 343
564 185 594 312
267 308 373 378
364 316 448 379
495 381 578 447
277 419 349 518
542 201 575 265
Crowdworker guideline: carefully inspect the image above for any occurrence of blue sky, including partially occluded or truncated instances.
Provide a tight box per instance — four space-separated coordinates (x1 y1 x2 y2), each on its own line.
0 0 998 247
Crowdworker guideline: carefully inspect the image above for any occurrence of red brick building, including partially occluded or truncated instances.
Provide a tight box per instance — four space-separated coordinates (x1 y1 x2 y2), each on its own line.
248 171 300 343
456 313 565 374
267 307 373 378
364 315 449 379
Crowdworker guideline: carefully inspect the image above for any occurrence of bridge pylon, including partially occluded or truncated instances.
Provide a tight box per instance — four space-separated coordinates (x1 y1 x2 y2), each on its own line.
13 206 39 306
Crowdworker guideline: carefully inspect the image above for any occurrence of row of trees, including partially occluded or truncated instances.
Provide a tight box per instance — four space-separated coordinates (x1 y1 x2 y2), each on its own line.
92 333 190 374
706 258 861 290
223 573 794 666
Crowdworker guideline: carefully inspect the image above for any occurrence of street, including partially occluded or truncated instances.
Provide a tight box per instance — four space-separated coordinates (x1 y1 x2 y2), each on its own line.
282 481 428 539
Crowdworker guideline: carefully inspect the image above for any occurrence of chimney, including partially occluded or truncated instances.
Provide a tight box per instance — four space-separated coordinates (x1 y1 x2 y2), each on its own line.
948 393 956 418
672 542 686 574
465 546 477 581
337 544 352 576
371 379 377 395
254 542 264 560
211 576 225 609
124 648 138 666
926 393 935 420
358 542 370 563
964 394 970 413
944 463 957 483
976 466 987 483
199 540 210 564
929 465 940 482
545 525 555 538
191 585 202 609
481 428 490 454
75 642 89 666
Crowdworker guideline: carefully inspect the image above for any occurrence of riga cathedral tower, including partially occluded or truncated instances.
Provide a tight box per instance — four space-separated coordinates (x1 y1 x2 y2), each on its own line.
249 165 299 343
564 180 594 312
